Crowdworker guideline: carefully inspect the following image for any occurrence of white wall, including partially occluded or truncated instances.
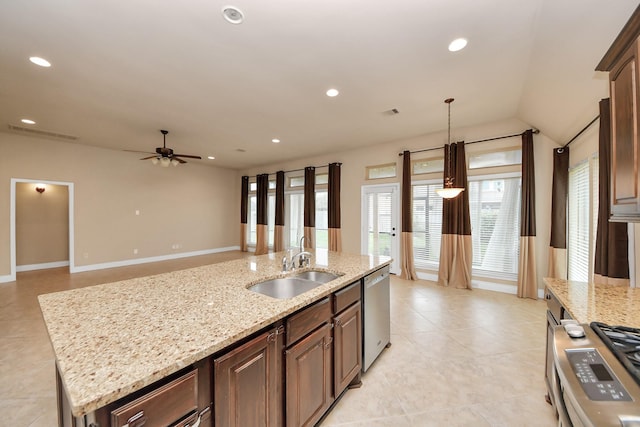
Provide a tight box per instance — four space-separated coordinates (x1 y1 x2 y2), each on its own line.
0 131 240 279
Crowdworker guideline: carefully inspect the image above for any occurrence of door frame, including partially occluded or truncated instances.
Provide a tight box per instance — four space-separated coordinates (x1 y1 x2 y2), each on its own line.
360 183 400 275
7 178 75 282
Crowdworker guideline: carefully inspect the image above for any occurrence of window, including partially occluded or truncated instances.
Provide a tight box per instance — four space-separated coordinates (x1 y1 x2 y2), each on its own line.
366 191 394 257
286 193 304 248
366 163 396 180
468 174 521 279
568 156 599 282
248 194 257 246
315 191 328 249
468 147 521 169
412 182 443 266
412 157 444 175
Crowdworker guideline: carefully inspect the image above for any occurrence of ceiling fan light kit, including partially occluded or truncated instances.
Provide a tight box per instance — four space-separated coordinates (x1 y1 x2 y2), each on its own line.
435 97 465 199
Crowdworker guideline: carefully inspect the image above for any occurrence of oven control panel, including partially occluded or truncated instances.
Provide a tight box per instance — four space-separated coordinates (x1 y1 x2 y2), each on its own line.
566 349 632 401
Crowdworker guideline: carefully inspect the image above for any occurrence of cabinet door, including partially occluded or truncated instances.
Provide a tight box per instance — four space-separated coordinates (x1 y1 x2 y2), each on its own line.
610 37 640 221
333 301 362 397
214 327 283 427
285 323 333 427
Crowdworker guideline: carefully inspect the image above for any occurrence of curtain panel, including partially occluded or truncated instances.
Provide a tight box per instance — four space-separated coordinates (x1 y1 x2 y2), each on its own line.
254 173 269 255
274 171 285 253
303 166 316 249
548 147 569 279
594 98 630 285
240 175 249 252
400 151 417 280
328 163 342 252
438 142 472 289
517 129 538 299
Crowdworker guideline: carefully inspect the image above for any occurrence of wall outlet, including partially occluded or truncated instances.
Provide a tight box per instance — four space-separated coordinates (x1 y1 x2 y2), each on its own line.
83 253 89 259
133 248 138 255
135 210 140 216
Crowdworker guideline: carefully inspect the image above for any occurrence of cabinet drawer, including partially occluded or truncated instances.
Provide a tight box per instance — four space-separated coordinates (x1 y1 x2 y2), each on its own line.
333 281 361 314
286 297 332 346
111 369 198 427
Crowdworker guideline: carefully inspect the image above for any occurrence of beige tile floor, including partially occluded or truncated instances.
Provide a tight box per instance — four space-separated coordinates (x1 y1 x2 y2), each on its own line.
1 253 556 426
321 276 557 427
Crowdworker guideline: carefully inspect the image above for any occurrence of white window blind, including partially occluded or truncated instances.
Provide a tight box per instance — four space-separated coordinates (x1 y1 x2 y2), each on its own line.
316 191 328 249
412 183 443 266
286 193 304 248
468 175 521 279
568 156 598 282
248 195 257 245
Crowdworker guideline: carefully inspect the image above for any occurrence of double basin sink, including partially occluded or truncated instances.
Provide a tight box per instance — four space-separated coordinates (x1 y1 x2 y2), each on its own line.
248 270 344 299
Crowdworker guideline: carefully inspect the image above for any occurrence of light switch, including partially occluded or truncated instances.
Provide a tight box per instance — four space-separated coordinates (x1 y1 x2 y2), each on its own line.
135 210 140 216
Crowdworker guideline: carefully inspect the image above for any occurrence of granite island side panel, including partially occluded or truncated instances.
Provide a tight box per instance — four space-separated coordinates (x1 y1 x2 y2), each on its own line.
543 277 640 328
38 250 391 417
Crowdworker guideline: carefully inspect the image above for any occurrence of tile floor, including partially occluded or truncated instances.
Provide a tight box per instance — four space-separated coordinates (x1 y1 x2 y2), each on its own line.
0 253 556 426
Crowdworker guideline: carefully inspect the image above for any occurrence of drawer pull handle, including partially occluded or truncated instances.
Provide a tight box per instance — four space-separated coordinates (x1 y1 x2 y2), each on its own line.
325 337 333 349
123 410 147 427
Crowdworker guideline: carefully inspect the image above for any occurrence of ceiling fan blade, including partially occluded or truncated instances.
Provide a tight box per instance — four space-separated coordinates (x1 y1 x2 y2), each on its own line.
124 149 155 155
172 157 188 164
139 155 157 160
172 154 202 159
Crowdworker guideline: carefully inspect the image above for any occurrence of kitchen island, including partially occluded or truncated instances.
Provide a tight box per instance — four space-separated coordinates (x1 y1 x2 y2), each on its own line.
543 277 640 328
38 250 391 425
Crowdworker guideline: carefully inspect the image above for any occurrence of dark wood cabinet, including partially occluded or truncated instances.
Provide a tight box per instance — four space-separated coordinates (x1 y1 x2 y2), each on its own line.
213 326 283 427
597 5 640 222
285 322 333 427
333 301 362 397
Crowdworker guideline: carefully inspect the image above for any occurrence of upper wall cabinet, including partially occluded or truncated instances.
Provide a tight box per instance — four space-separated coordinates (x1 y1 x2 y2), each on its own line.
597 5 640 222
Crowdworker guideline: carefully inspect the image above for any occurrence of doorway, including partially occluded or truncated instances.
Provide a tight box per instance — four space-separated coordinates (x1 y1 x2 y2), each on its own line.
8 178 74 282
361 184 399 275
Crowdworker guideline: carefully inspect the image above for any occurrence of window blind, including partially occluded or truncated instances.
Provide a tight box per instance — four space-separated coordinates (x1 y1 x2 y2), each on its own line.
316 191 328 249
468 176 521 278
568 159 597 282
412 183 443 265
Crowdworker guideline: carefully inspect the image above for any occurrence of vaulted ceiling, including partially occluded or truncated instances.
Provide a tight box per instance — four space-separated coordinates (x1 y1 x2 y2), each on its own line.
0 0 637 169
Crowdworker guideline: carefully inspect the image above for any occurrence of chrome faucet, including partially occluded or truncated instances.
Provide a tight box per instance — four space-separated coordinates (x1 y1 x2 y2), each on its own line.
281 237 312 272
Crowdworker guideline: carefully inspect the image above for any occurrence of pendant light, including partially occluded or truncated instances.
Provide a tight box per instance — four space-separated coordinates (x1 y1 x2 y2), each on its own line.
436 98 465 199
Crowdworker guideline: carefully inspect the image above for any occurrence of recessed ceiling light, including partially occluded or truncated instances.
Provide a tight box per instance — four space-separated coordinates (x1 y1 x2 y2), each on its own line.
21 119 36 124
29 56 51 67
326 88 339 97
448 38 468 52
272 138 280 143
207 156 215 160
222 6 244 24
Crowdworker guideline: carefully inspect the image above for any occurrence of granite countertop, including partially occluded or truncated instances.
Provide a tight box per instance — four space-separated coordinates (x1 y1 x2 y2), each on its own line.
543 277 640 328
38 250 391 417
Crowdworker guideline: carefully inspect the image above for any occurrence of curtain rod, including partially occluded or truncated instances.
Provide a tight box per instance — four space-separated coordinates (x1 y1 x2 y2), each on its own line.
561 116 600 149
251 162 342 178
398 128 539 156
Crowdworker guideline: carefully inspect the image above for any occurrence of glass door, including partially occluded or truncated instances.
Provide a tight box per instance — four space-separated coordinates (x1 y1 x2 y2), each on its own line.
361 184 399 274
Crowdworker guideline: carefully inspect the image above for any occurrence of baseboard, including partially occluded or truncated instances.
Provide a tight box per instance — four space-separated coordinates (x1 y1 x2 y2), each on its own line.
70 246 241 273
416 271 545 298
16 261 70 273
0 274 15 284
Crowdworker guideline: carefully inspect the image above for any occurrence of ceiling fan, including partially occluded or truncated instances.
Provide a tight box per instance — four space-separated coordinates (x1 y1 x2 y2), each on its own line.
129 130 202 167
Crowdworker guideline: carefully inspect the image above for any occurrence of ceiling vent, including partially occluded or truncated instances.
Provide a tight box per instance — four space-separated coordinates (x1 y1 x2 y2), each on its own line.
383 108 400 116
7 124 78 141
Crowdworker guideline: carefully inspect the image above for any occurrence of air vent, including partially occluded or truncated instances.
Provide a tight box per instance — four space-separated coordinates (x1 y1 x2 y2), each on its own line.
7 124 78 141
383 108 400 116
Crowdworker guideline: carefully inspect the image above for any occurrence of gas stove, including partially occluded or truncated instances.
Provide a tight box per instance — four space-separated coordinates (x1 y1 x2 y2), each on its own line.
591 322 640 387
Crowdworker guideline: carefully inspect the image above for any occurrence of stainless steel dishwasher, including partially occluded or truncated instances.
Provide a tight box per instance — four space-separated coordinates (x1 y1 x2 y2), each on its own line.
362 265 391 372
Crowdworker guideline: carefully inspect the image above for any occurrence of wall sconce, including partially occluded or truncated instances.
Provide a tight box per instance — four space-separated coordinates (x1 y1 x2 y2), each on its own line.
35 184 46 194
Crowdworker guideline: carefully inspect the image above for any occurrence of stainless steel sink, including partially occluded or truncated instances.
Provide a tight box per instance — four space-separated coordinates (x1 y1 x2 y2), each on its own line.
248 270 343 299
291 270 343 283
248 277 324 299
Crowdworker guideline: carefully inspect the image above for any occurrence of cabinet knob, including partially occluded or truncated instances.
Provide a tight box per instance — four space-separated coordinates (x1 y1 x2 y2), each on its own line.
325 337 333 349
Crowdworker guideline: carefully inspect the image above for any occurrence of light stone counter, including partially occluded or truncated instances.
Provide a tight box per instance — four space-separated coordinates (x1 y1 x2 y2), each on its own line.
543 277 640 328
38 250 391 417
